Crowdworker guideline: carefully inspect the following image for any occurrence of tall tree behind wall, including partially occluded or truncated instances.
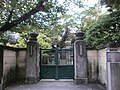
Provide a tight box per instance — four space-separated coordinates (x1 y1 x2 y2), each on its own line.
99 0 120 10
0 0 67 32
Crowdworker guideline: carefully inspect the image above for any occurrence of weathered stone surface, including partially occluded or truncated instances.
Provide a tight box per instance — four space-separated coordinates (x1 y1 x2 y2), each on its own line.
4 50 16 66
74 40 88 84
25 33 40 83
107 52 120 62
0 45 27 89
87 50 98 83
16 50 26 82
106 48 120 90
25 77 40 84
98 49 106 84
107 62 120 90
0 47 3 87
0 84 2 90
87 49 106 84
74 31 88 84
3 50 16 87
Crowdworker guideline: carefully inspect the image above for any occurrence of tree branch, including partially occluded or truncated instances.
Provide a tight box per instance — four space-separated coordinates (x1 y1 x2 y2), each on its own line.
6 10 13 23
58 26 70 48
0 1 45 32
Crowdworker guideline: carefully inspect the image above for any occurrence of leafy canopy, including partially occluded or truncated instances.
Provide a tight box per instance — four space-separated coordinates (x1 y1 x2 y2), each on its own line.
100 0 120 10
85 10 120 49
0 0 70 48
0 0 67 32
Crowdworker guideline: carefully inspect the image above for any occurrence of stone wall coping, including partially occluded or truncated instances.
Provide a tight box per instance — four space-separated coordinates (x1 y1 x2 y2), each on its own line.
0 45 26 51
87 47 120 50
105 48 120 52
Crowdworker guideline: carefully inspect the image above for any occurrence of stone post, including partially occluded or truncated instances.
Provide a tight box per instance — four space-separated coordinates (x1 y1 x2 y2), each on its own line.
74 31 88 84
106 48 120 90
25 33 40 83
0 47 3 90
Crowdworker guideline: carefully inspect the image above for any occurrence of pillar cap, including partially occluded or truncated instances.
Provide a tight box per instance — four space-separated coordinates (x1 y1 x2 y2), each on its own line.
29 33 38 41
75 31 84 40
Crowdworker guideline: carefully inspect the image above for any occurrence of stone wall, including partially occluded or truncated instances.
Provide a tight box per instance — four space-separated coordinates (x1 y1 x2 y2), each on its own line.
3 49 16 86
0 45 26 89
0 47 3 89
87 49 106 85
1 43 119 89
16 49 26 82
87 50 98 83
98 49 106 84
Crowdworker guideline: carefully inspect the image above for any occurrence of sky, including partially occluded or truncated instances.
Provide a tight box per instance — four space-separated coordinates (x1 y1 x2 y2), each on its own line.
58 0 107 32
82 0 99 6
58 0 107 16
58 0 102 15
58 0 99 6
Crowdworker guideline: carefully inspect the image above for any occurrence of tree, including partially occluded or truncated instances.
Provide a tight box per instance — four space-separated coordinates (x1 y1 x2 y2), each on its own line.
37 33 51 48
0 0 66 32
15 32 27 48
0 0 45 32
75 6 102 31
0 0 70 48
85 10 120 49
57 26 70 48
100 0 120 10
1 0 92 48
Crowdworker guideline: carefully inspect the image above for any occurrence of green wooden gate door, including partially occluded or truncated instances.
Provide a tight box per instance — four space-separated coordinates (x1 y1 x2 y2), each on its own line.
40 48 74 79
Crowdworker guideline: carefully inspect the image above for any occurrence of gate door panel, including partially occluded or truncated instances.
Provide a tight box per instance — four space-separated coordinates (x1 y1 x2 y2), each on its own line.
58 49 74 79
40 49 56 79
40 48 74 79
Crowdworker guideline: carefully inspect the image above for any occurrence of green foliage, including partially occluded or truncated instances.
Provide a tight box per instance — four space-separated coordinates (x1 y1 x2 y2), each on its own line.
0 31 17 45
0 0 37 26
59 6 102 31
15 32 27 48
6 32 52 48
0 0 70 48
79 6 101 31
0 0 93 48
100 0 120 10
85 11 120 49
0 0 67 32
65 0 84 8
37 33 51 48
0 33 5 45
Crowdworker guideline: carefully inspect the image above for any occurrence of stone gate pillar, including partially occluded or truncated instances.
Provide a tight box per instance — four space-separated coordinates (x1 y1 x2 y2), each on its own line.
74 31 88 84
25 33 40 83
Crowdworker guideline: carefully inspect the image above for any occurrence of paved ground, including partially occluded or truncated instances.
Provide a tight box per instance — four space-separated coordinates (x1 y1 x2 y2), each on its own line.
5 81 106 90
